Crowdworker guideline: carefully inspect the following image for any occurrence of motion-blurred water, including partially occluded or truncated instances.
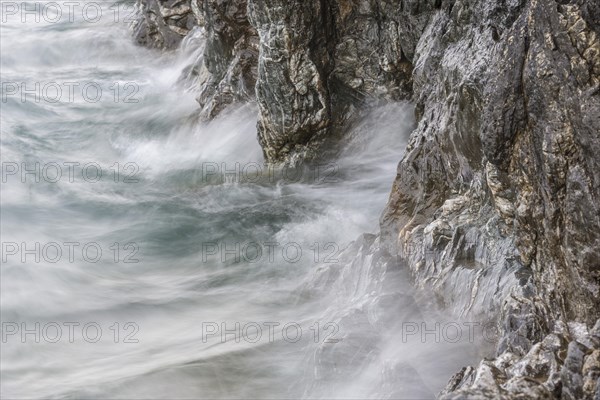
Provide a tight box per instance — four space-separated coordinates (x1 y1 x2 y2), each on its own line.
1 2 489 398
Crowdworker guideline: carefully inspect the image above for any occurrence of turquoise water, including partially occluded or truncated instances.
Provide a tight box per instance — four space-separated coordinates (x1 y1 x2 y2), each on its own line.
0 2 485 398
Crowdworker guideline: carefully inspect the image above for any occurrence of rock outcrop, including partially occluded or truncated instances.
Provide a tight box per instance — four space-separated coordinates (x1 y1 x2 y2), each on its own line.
379 0 600 397
247 0 333 162
133 0 430 162
196 0 258 119
440 320 600 399
131 0 600 397
132 0 199 49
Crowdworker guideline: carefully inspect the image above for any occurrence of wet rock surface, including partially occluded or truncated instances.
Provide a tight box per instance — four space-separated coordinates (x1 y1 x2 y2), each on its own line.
380 0 600 397
247 0 442 163
133 0 433 162
440 320 600 399
132 0 198 49
133 0 259 118
132 0 600 397
195 0 258 119
248 0 334 163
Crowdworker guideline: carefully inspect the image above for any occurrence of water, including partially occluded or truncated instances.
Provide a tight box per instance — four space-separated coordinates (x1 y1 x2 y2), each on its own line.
1 2 488 398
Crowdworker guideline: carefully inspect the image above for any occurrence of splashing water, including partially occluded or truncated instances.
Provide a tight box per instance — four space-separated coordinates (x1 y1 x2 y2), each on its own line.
1 2 489 398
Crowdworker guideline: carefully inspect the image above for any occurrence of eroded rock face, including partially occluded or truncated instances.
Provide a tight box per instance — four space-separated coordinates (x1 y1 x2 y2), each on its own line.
247 0 334 163
330 0 431 102
380 0 600 397
248 0 436 162
132 0 198 49
133 0 259 118
383 0 600 329
440 320 600 399
196 0 258 119
133 0 432 161
132 0 600 397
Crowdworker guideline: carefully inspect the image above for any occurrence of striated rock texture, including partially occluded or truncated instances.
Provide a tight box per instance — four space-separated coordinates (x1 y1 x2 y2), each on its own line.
132 0 199 49
132 0 259 118
247 0 333 162
133 0 431 162
132 0 600 397
195 0 258 119
247 0 437 162
379 0 600 398
440 320 600 399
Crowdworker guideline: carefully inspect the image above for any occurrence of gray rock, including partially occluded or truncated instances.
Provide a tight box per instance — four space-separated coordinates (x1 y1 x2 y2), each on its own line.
440 320 600 399
132 0 198 49
380 0 600 396
133 0 258 119
247 0 333 163
196 0 258 119
247 0 437 163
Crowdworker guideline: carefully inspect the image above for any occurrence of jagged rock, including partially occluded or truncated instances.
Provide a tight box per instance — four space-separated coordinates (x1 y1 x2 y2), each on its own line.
440 320 600 399
330 0 431 102
248 0 436 163
379 0 600 396
133 0 258 118
133 0 435 162
196 0 258 119
132 0 198 49
247 0 333 163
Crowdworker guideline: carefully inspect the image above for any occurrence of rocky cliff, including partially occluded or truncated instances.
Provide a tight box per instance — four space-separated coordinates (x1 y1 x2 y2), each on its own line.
132 0 600 398
381 1 600 398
